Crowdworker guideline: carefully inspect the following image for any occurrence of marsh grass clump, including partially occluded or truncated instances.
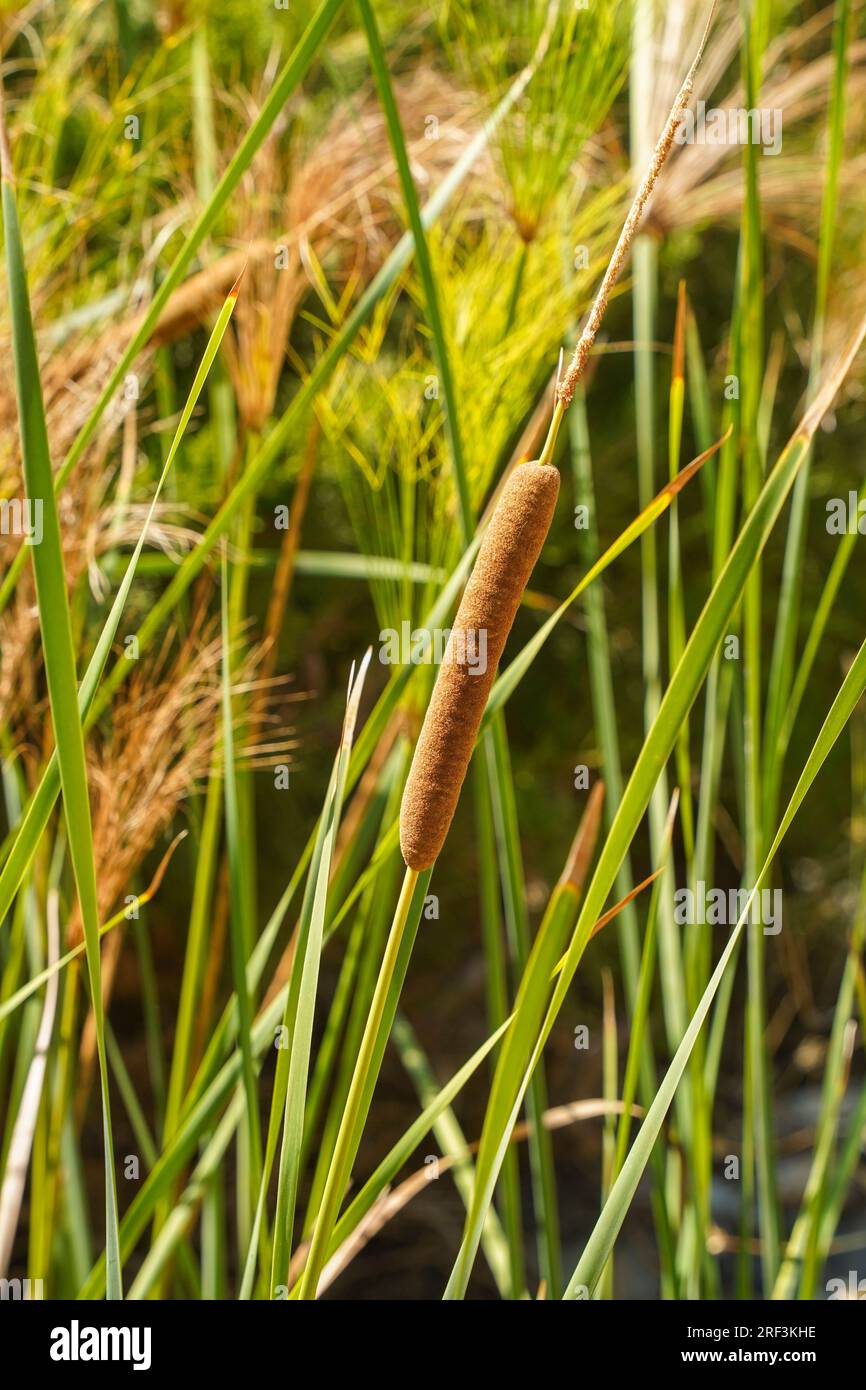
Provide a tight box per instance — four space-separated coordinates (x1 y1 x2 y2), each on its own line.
78 627 293 925
444 0 628 243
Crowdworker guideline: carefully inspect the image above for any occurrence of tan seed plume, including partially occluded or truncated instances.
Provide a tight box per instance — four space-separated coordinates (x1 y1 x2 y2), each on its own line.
399 462 560 870
556 0 717 407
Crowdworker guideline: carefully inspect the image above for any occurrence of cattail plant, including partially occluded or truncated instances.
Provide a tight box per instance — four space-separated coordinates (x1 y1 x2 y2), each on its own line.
298 457 563 1298
297 1 719 1301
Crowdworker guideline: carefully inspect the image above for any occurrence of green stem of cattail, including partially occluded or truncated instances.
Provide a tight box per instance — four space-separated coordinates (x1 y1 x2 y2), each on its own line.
538 399 565 467
298 863 420 1299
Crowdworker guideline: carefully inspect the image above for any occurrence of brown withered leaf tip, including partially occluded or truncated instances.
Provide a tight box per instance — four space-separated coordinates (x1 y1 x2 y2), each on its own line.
399 462 560 870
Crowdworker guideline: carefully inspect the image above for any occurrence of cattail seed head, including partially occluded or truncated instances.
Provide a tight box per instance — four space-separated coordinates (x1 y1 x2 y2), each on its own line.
399 462 560 869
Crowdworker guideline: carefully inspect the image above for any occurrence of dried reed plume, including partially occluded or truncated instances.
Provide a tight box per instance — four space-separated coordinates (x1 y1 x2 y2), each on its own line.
71 622 296 939
71 620 297 1115
74 70 481 380
646 3 866 246
399 462 559 869
0 438 196 753
0 436 112 747
0 312 144 488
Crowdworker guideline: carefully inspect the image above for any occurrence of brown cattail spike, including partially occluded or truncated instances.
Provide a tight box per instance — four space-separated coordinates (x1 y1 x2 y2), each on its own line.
400 462 560 869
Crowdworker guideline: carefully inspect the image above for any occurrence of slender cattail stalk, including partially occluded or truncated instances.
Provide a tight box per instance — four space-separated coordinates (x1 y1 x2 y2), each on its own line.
298 862 421 1299
556 0 717 411
399 461 560 869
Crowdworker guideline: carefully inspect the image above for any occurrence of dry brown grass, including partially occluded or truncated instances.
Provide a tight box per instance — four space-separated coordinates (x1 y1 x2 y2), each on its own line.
638 1 866 246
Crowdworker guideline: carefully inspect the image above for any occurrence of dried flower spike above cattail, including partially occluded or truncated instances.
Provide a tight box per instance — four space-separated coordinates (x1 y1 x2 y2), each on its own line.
399 461 559 870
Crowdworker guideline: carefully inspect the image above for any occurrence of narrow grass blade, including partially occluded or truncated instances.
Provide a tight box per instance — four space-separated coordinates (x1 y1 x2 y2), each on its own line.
473 748 524 1296
488 714 563 1297
269 650 374 1293
230 656 364 1276
358 0 471 540
1 121 122 1295
220 546 263 1254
